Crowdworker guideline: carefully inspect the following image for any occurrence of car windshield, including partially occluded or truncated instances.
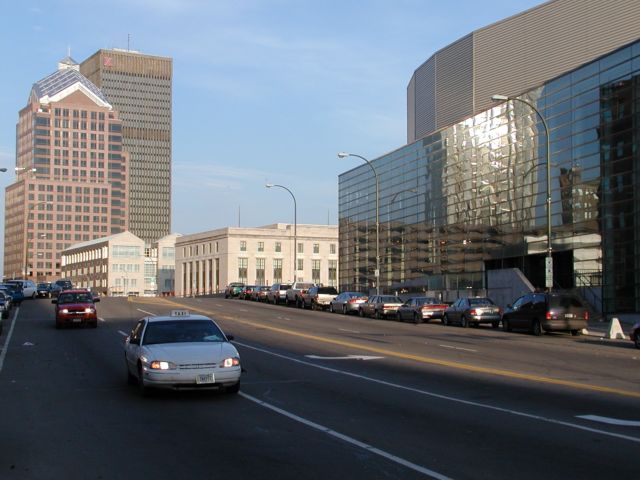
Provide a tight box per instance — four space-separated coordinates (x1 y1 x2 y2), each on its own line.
416 297 438 305
280 284 292 290
318 287 338 294
380 296 402 303
469 298 494 306
58 292 94 304
348 293 366 298
143 320 226 345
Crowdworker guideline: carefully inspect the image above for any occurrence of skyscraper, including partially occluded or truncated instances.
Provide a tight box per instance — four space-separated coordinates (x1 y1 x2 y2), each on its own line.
4 57 128 281
80 49 172 244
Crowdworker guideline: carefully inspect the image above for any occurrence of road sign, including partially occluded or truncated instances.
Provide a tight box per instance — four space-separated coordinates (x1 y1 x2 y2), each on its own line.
545 257 553 288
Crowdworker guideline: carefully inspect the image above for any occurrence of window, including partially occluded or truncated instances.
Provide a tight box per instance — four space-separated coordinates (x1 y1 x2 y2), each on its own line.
256 258 265 285
313 243 320 254
328 260 337 287
240 241 247 252
312 260 321 284
275 242 281 253
330 244 337 255
258 241 264 252
273 258 283 284
238 258 248 283
298 243 304 254
297 259 304 272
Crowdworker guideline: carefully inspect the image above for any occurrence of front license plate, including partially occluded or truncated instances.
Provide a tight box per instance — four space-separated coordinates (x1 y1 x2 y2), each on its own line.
72 318 82 323
196 373 215 384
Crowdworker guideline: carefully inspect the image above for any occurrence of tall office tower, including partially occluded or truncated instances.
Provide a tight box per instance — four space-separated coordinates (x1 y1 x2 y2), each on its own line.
4 57 129 281
80 49 172 244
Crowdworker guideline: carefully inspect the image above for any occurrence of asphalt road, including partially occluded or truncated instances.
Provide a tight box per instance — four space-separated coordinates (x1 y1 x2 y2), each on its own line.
1 296 638 480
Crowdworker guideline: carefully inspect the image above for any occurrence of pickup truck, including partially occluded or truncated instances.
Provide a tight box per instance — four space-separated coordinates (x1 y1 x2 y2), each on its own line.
286 282 316 307
301 286 339 310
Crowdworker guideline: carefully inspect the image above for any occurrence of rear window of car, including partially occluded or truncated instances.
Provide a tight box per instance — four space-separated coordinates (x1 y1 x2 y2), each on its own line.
380 296 402 302
349 293 366 298
280 284 292 290
469 298 494 306
317 287 338 294
297 283 314 289
549 295 583 308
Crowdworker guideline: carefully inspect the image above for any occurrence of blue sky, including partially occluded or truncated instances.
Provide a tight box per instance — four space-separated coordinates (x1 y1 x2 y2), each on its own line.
0 0 542 264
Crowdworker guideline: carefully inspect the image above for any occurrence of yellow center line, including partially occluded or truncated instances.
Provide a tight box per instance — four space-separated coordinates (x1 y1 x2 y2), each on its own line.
136 297 640 399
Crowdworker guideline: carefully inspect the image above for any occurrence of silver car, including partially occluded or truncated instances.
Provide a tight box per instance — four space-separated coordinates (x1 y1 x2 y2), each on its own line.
329 292 367 314
124 310 241 395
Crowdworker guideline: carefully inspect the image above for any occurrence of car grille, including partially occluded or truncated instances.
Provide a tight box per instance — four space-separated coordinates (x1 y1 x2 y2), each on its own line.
178 363 217 370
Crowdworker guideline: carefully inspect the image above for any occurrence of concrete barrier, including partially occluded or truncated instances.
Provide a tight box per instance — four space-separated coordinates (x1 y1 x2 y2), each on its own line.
605 317 627 340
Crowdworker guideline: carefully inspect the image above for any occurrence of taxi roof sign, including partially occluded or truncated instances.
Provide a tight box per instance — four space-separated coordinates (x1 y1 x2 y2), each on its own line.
170 309 190 317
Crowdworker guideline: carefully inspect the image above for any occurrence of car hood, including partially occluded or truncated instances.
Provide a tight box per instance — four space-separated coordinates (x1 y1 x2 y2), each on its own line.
143 342 238 362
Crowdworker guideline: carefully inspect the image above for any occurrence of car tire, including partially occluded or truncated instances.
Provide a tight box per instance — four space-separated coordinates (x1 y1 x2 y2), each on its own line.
342 305 347 315
226 381 240 394
502 319 512 332
570 329 581 336
126 361 137 386
375 309 382 320
359 308 364 318
460 316 468 328
532 319 543 336
90 321 98 328
138 364 150 397
492 321 500 329
329 304 334 313
635 335 640 349
32 292 36 299
413 312 422 324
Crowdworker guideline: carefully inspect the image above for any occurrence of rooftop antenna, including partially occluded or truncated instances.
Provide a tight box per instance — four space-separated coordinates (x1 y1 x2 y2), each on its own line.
67 45 71 57
128 33 131 51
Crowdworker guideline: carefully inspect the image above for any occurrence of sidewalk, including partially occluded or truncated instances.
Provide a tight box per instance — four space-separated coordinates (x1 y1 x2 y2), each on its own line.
584 315 637 339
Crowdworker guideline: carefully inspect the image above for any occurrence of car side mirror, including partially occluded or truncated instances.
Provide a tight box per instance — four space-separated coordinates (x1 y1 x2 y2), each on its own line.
226 334 234 341
507 304 512 309
128 337 140 345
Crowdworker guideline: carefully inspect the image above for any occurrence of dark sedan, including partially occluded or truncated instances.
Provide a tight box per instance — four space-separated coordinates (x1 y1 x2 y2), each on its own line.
443 297 502 328
396 297 449 324
630 322 640 349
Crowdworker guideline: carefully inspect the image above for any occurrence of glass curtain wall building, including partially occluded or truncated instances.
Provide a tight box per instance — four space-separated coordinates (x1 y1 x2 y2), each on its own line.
339 40 640 314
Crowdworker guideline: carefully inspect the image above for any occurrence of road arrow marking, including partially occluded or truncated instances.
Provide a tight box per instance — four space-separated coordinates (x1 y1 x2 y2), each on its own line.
577 415 640 427
22 342 35 346
305 355 384 361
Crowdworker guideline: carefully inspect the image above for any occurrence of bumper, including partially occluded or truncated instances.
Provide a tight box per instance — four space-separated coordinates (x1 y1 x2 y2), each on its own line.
56 314 97 327
142 367 241 390
542 319 588 331
468 314 502 323
422 311 445 319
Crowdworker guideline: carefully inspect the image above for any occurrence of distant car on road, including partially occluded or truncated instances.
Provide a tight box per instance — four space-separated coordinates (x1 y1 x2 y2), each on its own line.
124 309 241 396
0 284 24 305
359 295 403 319
50 279 74 297
286 282 315 306
6 280 37 299
52 289 100 329
396 297 449 324
502 292 589 336
37 282 52 298
443 297 502 328
301 286 338 310
250 286 271 302
329 292 367 315
267 283 292 305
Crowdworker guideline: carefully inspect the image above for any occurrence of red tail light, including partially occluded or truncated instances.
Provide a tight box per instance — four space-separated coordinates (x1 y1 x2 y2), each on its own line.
469 309 477 316
584 311 589 320
546 311 552 320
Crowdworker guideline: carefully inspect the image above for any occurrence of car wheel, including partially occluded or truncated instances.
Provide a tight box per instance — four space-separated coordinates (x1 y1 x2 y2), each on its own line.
138 364 150 397
32 292 36 299
502 319 511 332
91 321 98 328
413 312 422 324
635 334 640 349
570 329 581 336
532 319 543 336
126 361 137 386
342 305 347 315
492 321 500 329
359 308 364 317
442 314 449 326
329 304 334 313
226 381 240 394
460 316 468 328
375 309 382 320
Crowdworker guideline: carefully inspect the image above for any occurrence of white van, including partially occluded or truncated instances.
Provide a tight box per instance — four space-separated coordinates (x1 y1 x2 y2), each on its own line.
6 280 37 299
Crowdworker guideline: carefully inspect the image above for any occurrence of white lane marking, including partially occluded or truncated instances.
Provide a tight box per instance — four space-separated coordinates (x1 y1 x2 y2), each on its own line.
439 344 478 353
0 308 20 374
577 415 640 427
137 309 156 316
118 330 129 337
305 355 384 361
239 391 451 480
339 328 361 334
22 342 35 347
99 317 106 323
235 341 640 445
238 309 249 312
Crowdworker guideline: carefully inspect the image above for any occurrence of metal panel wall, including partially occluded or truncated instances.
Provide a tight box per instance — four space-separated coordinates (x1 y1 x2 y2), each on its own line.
474 0 640 115
411 56 436 143
407 76 416 144
435 33 474 132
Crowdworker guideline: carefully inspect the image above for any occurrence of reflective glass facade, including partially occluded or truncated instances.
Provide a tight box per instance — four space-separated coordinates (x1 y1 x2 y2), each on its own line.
339 40 640 314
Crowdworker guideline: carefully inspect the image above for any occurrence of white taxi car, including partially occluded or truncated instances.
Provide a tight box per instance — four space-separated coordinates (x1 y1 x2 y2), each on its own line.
124 310 241 395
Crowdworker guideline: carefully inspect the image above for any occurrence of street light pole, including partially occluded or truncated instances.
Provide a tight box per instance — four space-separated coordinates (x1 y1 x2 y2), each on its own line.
266 184 297 283
491 94 553 290
338 152 380 295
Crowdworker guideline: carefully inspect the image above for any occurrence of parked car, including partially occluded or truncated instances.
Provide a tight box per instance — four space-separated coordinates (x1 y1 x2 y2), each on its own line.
250 286 271 301
501 292 589 336
329 292 367 314
267 283 292 305
224 282 245 299
301 286 339 310
359 295 404 319
52 289 100 329
285 282 315 306
0 290 12 318
124 309 241 396
239 285 257 300
0 284 24 305
36 282 53 298
6 279 37 299
443 297 502 328
396 297 449 323
630 321 640 349
50 279 74 297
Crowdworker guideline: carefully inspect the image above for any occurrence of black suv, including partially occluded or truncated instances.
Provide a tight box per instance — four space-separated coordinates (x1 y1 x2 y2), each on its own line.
502 292 589 336
50 279 73 298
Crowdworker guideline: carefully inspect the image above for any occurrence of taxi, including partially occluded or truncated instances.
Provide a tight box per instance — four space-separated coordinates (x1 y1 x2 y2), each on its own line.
124 310 241 395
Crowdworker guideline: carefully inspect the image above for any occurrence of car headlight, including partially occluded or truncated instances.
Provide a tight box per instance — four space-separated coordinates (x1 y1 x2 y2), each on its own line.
221 357 240 368
150 361 177 370
84 307 95 314
61 308 69 314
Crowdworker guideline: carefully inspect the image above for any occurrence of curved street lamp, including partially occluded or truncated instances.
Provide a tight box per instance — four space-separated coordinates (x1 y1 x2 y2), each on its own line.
491 94 553 290
266 183 297 282
338 152 380 294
